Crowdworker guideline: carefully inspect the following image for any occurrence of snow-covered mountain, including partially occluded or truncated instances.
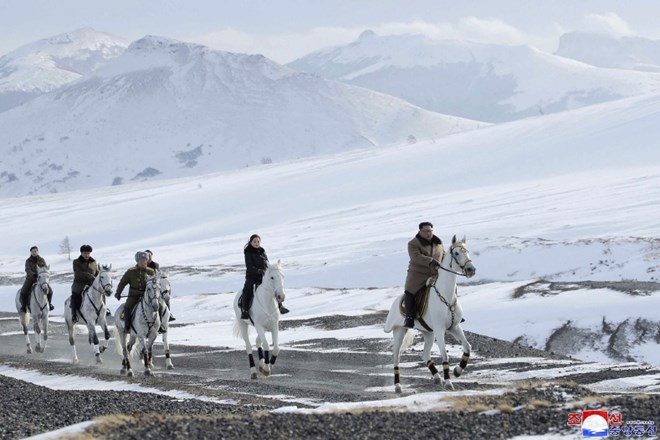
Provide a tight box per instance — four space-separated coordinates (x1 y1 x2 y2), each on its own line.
0 35 484 198
288 31 660 122
0 28 128 113
556 31 660 72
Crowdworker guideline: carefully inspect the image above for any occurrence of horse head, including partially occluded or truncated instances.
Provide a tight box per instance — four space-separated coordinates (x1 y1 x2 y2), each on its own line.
449 235 476 278
145 275 161 310
264 260 285 304
36 265 50 290
98 264 114 297
158 271 171 301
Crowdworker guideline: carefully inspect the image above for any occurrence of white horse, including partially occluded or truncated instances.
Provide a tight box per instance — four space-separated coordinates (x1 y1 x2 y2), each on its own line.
114 274 162 377
384 235 476 393
15 265 51 354
154 272 174 370
64 264 114 364
233 261 285 379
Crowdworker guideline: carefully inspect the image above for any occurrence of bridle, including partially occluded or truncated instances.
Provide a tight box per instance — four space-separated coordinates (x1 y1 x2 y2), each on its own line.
436 242 473 277
84 270 113 321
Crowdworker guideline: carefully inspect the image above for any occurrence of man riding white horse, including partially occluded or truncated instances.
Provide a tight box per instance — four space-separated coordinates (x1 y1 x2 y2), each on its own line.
115 252 156 333
403 222 444 328
71 244 98 323
19 246 54 313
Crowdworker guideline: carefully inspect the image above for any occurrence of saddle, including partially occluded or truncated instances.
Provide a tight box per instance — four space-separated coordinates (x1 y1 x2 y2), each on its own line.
399 276 436 319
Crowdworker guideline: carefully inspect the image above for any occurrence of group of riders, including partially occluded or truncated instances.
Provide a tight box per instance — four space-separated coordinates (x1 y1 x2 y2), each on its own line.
18 245 175 333
18 222 443 332
18 233 293 332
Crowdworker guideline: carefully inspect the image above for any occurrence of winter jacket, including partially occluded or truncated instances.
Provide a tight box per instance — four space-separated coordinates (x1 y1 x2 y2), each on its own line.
116 266 156 299
72 256 99 295
404 234 444 294
25 255 47 281
244 246 268 282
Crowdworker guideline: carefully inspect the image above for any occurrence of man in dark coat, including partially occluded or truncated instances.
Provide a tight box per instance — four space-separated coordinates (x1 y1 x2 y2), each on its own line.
115 252 156 333
19 246 53 312
71 244 98 323
403 222 444 328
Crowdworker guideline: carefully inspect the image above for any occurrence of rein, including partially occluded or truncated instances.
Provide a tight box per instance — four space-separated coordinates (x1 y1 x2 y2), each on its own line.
430 242 470 329
31 280 49 314
82 274 111 323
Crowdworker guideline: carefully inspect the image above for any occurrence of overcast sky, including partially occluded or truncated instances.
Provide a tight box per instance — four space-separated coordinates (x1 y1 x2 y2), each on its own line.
2 0 660 63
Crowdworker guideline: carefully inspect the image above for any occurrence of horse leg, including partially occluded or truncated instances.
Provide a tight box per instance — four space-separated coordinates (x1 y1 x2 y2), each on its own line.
435 332 454 390
66 318 79 364
41 316 48 353
238 319 257 379
162 329 174 370
269 326 280 370
138 336 153 376
391 326 407 393
255 327 271 376
421 331 441 384
448 326 471 378
99 320 110 354
34 320 42 353
88 323 103 364
21 312 32 354
125 336 137 377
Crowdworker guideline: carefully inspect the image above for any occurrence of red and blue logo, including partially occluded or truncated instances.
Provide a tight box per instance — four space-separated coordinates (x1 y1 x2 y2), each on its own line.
580 410 609 437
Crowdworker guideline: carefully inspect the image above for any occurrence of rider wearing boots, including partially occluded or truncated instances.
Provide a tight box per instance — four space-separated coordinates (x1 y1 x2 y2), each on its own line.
115 252 155 334
403 222 443 328
19 246 54 312
71 244 98 323
145 249 175 322
241 234 289 320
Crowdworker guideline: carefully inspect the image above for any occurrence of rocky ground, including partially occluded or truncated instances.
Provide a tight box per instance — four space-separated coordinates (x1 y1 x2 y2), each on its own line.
0 280 658 439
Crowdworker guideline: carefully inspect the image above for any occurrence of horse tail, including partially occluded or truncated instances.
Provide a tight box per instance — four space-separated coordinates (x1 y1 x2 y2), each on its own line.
112 325 124 356
21 312 31 327
233 318 251 339
400 329 415 352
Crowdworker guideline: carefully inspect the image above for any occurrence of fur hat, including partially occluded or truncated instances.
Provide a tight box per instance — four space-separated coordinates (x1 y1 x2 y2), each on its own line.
80 244 93 253
135 251 148 262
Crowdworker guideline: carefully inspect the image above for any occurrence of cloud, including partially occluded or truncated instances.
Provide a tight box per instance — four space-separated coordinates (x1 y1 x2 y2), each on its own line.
187 17 533 64
582 12 635 37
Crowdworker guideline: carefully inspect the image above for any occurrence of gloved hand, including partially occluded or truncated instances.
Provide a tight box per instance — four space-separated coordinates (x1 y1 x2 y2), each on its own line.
114 292 121 301
430 259 441 270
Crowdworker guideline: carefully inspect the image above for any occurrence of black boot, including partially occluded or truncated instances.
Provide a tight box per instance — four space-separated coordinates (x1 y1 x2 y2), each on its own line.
124 311 132 334
169 314 175 322
403 291 416 329
71 302 78 323
278 302 290 314
49 303 55 311
241 308 249 320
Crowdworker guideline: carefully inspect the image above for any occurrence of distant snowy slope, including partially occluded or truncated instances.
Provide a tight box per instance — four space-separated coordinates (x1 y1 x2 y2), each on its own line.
288 31 660 122
0 28 128 113
557 31 660 72
0 35 484 198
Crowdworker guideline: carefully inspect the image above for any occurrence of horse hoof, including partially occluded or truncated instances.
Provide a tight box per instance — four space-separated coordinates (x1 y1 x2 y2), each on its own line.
394 384 402 394
127 370 134 377
27 348 32 354
167 364 174 370
453 366 463 377
96 357 103 365
251 372 258 380
259 366 270 376
99 346 107 353
120 369 127 376
445 380 455 391
433 374 442 384
145 369 153 376
72 358 79 365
